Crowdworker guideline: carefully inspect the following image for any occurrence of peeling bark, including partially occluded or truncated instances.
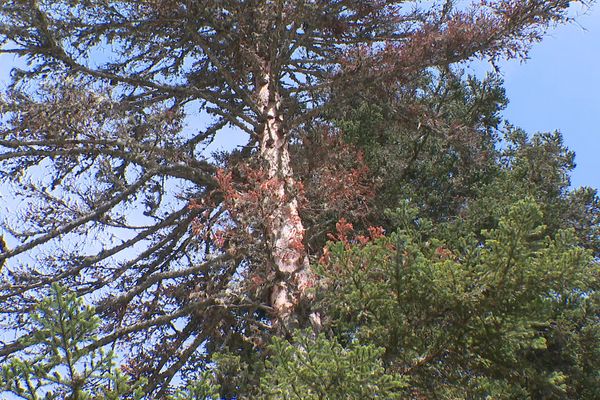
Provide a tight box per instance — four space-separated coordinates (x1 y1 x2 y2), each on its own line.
255 62 313 331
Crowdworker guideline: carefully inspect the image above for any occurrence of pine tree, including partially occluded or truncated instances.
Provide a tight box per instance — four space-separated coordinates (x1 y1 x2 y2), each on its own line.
258 330 406 399
0 284 146 400
0 0 594 396
315 199 599 398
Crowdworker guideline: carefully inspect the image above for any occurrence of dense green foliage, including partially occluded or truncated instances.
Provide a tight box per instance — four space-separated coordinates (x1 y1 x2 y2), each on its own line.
336 70 506 223
317 200 598 399
334 70 599 261
304 71 600 397
259 331 406 399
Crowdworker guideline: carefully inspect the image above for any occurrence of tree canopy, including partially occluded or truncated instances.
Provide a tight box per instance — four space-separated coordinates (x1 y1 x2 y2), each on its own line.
0 0 598 398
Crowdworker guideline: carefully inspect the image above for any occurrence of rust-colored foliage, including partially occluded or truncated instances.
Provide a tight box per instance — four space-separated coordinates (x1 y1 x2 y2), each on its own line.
0 0 583 395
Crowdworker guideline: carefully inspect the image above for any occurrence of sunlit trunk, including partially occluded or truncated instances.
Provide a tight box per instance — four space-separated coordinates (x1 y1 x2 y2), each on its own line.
255 61 313 331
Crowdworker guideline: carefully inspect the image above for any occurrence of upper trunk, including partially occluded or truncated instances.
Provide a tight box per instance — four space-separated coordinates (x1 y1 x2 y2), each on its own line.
255 61 313 331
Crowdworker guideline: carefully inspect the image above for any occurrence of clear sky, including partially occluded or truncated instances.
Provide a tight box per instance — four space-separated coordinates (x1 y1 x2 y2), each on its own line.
470 4 600 190
1 3 598 190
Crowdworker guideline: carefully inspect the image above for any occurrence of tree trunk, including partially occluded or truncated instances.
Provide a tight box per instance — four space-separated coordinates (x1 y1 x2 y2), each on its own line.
255 61 313 331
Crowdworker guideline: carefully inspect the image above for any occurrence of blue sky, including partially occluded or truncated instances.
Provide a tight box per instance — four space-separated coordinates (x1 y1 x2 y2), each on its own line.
1 4 598 190
470 4 600 189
